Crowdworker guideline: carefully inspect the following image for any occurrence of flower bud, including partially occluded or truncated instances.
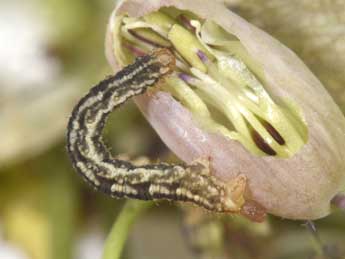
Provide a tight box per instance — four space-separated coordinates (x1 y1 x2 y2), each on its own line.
105 0 345 220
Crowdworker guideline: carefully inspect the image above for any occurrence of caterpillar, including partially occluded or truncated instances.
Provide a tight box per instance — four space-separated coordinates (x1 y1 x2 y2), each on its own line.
66 48 240 213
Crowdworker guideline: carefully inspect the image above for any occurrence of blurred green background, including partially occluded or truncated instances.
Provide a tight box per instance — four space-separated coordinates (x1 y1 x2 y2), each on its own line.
0 0 344 258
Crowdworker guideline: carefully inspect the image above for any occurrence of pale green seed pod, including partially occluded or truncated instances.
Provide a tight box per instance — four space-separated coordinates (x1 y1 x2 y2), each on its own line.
105 0 345 220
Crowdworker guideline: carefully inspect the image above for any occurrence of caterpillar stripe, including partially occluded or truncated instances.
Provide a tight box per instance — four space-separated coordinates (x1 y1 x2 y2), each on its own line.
66 48 241 213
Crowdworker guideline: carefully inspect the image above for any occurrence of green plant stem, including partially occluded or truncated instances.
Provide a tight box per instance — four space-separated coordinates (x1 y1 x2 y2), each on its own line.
305 221 327 257
102 200 153 259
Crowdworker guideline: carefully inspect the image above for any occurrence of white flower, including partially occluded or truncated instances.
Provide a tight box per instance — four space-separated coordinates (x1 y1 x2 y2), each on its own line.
105 0 345 220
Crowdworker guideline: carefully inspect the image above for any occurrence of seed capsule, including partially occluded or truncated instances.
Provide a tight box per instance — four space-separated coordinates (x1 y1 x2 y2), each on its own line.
106 0 345 220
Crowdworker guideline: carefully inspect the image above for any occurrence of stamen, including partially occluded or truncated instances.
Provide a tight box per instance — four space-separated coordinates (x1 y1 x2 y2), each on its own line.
128 29 165 48
123 43 147 57
128 30 162 47
260 119 286 145
197 50 208 63
178 14 196 33
178 72 193 83
168 24 209 72
251 128 277 156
